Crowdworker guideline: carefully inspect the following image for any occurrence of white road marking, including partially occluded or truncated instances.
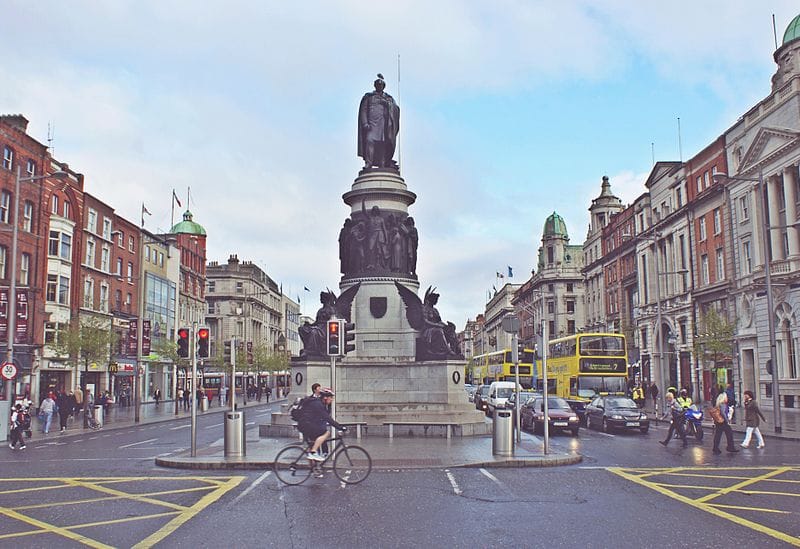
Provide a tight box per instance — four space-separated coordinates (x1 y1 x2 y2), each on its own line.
479 468 503 487
169 424 190 430
119 438 158 448
445 469 463 495
232 470 272 504
204 423 223 430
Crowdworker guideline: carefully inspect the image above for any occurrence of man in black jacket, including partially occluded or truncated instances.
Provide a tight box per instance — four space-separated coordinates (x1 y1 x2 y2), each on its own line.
298 388 346 461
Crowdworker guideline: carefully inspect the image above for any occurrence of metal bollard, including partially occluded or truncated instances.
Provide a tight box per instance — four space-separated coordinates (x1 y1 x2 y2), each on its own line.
224 411 246 457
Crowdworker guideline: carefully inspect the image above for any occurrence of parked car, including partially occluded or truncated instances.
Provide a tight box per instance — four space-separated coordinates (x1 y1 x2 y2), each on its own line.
474 385 491 413
520 396 580 436
585 396 650 434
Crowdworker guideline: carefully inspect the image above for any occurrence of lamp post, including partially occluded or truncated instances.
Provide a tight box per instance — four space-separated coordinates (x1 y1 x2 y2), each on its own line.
4 167 68 402
714 170 781 433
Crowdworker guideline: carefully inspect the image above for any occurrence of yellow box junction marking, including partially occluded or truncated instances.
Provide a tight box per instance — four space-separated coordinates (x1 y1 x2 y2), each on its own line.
608 466 800 547
0 476 244 548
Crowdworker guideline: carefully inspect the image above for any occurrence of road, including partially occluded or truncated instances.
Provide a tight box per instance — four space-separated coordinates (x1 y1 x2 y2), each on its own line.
1 405 798 548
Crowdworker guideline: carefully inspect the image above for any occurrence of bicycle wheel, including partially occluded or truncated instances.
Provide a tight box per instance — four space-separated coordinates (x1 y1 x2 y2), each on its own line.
274 445 312 485
333 445 372 484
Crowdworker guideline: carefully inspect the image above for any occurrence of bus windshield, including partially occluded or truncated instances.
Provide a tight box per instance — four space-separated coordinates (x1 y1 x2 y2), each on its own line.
579 335 625 356
576 376 627 398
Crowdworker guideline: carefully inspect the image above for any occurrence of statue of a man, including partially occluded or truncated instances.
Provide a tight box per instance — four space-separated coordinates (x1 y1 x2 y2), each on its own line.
358 73 400 170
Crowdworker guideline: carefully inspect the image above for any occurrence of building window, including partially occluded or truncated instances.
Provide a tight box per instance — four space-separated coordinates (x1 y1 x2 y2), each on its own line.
102 217 112 240
145 246 151 262
115 289 122 310
716 248 725 281
713 208 721 235
0 191 10 223
117 231 124 247
51 194 58 214
159 251 164 267
676 186 683 208
699 217 707 241
208 281 215 293
236 281 244 294
740 195 750 221
2 146 13 169
101 244 110 272
44 322 62 345
116 258 123 276
19 253 30 285
548 301 554 314
701 254 709 285
696 176 702 194
47 274 57 301
85 239 95 266
703 171 709 189
128 236 135 252
547 246 554 264
84 278 94 308
87 208 97 232
127 261 133 281
23 201 33 232
25 159 35 176
742 240 752 274
99 284 109 313
641 329 648 348
549 321 555 336
63 200 70 219
567 320 575 334
566 283 574 292
566 300 575 313
0 246 6 279
49 275 70 305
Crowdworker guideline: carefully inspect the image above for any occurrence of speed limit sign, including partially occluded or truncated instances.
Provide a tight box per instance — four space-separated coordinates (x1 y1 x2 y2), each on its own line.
1 362 17 380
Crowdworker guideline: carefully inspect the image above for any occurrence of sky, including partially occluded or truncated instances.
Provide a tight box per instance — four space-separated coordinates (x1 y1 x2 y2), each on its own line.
2 1 799 326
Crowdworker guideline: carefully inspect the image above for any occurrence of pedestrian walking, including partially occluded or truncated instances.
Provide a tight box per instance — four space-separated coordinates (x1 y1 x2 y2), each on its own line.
725 383 737 423
741 390 766 449
39 392 57 434
153 388 161 407
183 388 191 409
56 391 71 433
9 404 28 450
710 392 739 455
649 381 659 414
219 386 227 406
264 385 272 403
659 393 687 447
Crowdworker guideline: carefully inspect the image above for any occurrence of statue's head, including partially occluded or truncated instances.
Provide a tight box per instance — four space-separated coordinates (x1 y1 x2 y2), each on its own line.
320 291 335 305
405 216 415 227
371 205 380 216
374 73 386 92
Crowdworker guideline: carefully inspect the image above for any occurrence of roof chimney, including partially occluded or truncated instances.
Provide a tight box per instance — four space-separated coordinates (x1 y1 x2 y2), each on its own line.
0 114 29 133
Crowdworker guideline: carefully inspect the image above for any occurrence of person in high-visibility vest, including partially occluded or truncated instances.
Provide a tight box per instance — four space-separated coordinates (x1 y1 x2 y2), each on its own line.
676 388 693 410
632 385 645 409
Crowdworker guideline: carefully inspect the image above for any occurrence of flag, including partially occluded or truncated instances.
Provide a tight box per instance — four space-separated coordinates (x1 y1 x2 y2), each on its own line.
141 203 151 227
304 286 310 292
172 189 182 208
496 271 504 279
508 266 513 278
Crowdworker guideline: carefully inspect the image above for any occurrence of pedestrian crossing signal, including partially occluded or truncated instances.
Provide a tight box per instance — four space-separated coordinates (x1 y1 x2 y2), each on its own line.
327 320 342 356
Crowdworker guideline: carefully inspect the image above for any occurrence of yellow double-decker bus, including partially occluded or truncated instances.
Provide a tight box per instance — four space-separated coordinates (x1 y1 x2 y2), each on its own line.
467 348 537 388
542 333 628 401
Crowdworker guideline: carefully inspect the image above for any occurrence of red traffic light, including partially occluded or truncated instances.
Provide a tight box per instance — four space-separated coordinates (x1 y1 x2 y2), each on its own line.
178 328 190 339
328 321 339 333
198 328 210 339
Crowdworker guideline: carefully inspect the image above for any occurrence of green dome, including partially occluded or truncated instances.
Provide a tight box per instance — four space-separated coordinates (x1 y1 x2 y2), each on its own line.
170 210 207 236
784 14 800 45
543 211 569 238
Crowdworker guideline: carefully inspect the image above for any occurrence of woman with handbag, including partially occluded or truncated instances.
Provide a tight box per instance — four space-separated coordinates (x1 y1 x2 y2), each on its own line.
711 393 739 455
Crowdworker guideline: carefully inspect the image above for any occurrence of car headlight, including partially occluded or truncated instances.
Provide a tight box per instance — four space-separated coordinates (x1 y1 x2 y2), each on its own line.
611 414 623 420
568 416 579 422
640 414 648 420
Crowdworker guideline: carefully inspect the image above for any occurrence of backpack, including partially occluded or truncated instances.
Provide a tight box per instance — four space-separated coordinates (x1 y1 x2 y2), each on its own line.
289 397 311 422
15 411 31 430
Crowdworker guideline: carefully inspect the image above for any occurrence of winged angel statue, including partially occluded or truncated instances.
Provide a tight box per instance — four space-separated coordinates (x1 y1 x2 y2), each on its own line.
395 282 463 361
299 283 361 358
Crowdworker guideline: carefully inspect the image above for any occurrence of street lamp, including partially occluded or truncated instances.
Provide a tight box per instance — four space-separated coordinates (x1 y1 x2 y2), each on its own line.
713 169 781 433
4 167 68 402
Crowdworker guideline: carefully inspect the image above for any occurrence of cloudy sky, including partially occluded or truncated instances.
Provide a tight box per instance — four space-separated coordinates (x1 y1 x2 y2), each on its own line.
2 1 798 325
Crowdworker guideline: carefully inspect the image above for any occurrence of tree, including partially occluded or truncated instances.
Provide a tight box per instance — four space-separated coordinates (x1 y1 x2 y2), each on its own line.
48 315 116 424
693 307 735 375
252 343 289 389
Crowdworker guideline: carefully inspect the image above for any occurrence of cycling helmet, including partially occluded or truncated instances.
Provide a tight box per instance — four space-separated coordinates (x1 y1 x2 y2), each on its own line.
319 387 335 397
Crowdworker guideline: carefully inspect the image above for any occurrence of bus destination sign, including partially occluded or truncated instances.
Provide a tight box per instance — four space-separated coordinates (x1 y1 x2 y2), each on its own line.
579 358 626 373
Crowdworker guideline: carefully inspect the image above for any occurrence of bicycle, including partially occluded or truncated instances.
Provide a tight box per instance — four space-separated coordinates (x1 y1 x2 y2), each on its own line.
273 430 372 485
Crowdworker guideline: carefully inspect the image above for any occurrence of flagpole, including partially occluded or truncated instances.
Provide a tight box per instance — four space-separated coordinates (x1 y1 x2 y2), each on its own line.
171 189 176 229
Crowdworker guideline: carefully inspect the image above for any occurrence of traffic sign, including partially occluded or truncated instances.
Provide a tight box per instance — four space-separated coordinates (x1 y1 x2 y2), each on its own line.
1 362 17 380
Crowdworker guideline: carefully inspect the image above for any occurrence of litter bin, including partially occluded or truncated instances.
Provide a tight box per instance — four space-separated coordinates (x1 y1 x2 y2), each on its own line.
224 411 246 457
93 405 104 427
492 409 514 456
200 396 209 412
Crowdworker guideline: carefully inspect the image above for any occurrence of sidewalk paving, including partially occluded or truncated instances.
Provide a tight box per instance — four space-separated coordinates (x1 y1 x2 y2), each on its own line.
646 404 800 441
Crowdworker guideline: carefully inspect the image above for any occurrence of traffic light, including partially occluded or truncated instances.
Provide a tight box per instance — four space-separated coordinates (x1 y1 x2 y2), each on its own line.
223 340 232 364
197 327 210 358
343 322 356 354
327 320 342 356
177 327 190 358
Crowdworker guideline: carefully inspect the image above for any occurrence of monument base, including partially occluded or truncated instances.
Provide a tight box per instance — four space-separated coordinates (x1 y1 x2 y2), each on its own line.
261 358 490 438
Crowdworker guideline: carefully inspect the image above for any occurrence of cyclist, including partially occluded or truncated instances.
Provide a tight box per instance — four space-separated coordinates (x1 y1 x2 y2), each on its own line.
297 388 346 461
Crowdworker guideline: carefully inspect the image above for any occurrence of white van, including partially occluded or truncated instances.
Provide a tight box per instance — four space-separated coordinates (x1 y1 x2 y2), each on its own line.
486 381 517 416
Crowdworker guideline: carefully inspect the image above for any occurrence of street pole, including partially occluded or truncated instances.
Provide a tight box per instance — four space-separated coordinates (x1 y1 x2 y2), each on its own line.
330 353 336 449
542 317 549 455
191 321 198 456
512 332 520 443
758 169 782 433
653 236 665 416
230 335 237 412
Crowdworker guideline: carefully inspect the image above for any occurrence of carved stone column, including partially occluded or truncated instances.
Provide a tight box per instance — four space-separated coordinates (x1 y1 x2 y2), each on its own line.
784 165 800 257
767 174 785 260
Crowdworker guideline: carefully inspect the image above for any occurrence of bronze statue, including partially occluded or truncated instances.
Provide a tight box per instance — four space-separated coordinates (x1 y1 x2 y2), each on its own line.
395 282 462 360
358 73 400 170
298 283 361 358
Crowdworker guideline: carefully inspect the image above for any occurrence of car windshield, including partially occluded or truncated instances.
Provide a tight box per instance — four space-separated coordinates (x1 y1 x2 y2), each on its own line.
537 397 571 410
606 397 638 409
479 387 491 396
497 388 514 399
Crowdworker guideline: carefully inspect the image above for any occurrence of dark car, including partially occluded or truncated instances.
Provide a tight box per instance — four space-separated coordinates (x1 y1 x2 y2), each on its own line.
474 385 491 413
506 391 539 423
585 396 650 434
520 396 580 436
